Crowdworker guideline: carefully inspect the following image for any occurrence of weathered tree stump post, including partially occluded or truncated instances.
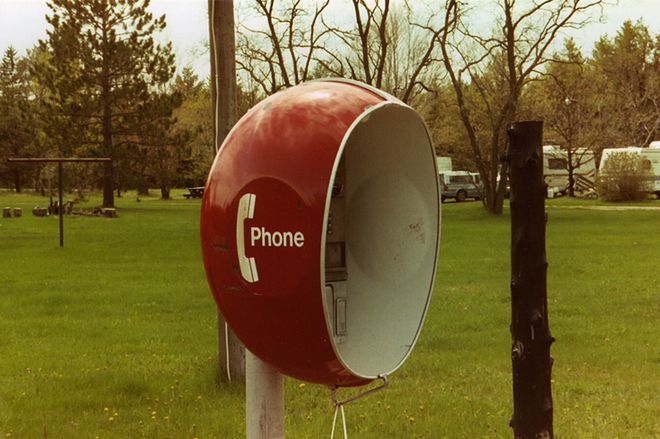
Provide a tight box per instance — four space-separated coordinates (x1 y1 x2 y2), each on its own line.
507 120 554 439
3 207 11 218
13 208 22 217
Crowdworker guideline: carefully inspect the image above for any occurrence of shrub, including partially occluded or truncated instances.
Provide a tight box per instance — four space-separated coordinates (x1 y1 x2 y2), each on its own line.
596 151 652 201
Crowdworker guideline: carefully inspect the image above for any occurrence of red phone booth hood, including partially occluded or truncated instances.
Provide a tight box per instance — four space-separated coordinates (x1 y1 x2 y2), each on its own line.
201 79 440 387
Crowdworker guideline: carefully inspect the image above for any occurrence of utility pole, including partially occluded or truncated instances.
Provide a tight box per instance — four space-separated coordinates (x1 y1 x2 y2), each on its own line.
208 4 284 437
507 121 555 439
208 0 245 383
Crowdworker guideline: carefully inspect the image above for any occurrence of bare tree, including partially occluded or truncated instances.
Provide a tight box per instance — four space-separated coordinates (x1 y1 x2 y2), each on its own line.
439 0 604 214
322 0 447 104
236 0 448 107
538 39 597 197
235 0 331 94
385 2 448 103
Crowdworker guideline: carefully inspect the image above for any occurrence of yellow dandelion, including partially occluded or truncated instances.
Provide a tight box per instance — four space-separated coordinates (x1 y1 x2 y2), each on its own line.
108 417 114 422
151 411 157 416
298 383 305 389
163 416 170 421
103 407 109 412
408 416 415 423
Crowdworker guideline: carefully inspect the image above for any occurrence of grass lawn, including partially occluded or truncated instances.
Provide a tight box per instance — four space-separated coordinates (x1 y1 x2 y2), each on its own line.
0 191 658 438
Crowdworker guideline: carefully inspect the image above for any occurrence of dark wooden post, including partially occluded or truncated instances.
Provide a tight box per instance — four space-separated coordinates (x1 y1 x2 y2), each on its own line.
507 121 554 439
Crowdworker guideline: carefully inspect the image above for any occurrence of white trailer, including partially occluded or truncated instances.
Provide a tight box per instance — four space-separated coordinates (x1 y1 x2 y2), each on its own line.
435 156 452 173
542 145 596 195
599 147 660 198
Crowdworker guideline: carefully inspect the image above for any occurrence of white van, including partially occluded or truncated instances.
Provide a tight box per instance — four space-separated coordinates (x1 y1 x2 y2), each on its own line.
599 147 660 198
543 145 596 195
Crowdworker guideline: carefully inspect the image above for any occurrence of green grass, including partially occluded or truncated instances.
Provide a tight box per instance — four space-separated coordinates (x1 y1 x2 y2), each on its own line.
0 191 658 438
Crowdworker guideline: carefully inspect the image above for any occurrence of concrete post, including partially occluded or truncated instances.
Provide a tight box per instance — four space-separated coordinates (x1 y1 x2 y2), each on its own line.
246 351 285 439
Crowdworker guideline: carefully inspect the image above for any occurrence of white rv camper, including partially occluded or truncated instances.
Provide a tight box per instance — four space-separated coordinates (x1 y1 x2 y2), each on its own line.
599 147 660 198
542 145 596 195
436 156 452 173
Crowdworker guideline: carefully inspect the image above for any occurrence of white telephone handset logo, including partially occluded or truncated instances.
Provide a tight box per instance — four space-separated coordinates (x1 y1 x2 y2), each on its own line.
237 193 259 283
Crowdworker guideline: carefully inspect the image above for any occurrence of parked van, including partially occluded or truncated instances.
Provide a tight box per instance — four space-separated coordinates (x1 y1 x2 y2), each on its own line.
599 147 660 198
439 171 483 202
543 145 596 195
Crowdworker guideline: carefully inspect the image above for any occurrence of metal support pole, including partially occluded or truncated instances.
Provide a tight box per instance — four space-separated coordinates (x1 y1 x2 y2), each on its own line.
6 158 110 248
58 161 63 248
246 351 285 439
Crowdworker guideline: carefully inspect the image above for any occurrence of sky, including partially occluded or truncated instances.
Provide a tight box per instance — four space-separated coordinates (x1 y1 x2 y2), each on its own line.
0 0 658 80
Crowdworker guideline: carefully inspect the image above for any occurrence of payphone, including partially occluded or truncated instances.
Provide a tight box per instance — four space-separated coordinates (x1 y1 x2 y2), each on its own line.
325 157 348 342
201 79 440 386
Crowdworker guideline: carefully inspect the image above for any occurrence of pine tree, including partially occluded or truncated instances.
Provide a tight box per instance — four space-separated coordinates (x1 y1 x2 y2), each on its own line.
591 20 659 148
0 47 34 192
36 0 176 207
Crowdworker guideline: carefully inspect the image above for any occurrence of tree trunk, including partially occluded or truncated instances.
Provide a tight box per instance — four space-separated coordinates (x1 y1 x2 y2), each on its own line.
160 186 170 200
567 148 575 197
34 167 43 194
210 0 245 383
13 170 21 193
483 169 506 215
101 14 115 209
507 120 554 439
137 184 150 196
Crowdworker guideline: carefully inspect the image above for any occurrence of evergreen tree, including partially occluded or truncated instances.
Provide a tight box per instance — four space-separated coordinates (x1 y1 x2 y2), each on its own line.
36 0 176 207
0 47 34 191
591 20 659 147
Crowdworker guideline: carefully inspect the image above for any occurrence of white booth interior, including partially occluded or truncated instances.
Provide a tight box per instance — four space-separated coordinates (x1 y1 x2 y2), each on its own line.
323 103 440 379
